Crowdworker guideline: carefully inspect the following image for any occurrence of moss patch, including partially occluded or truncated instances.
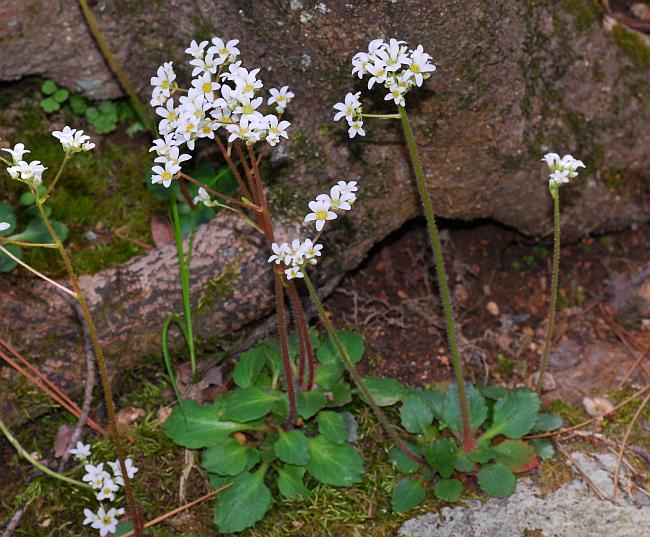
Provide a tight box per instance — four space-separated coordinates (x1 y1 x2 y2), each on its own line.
612 25 650 71
1 80 161 277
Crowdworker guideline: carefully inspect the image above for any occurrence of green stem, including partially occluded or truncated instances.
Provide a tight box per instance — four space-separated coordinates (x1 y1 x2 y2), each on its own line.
171 200 197 379
77 0 156 136
398 105 474 452
44 153 70 200
34 162 145 537
360 113 400 119
535 191 560 393
303 273 428 468
0 418 90 489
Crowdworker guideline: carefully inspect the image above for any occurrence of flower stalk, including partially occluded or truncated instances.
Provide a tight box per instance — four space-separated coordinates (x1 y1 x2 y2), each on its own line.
33 157 145 537
398 105 474 452
535 187 561 392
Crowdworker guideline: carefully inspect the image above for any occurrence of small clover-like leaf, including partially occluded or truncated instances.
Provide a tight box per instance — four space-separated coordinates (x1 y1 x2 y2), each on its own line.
433 478 463 502
53 88 69 103
391 479 426 513
273 430 310 466
477 463 516 498
41 80 57 95
40 97 60 113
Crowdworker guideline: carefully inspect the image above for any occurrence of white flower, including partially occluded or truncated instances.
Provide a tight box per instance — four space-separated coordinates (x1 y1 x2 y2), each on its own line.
366 61 388 89
52 127 95 153
334 180 358 203
151 62 176 98
208 37 240 62
264 115 290 146
185 39 208 59
83 508 99 527
385 84 406 106
333 92 361 122
69 441 91 461
108 458 138 486
155 146 191 167
151 161 181 188
543 152 585 182
191 72 220 102
268 242 290 265
193 187 220 208
268 86 294 110
91 506 118 537
348 119 365 138
0 222 10 232
149 136 180 158
304 199 337 232
317 187 351 211
286 238 305 265
96 478 119 502
300 239 323 263
549 170 570 187
404 45 436 87
83 463 110 490
226 116 258 143
155 99 179 134
7 160 47 187
1 143 30 164
285 266 304 280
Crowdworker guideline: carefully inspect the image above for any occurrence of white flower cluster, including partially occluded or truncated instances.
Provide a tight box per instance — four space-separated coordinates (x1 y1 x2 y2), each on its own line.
333 38 436 137
542 153 585 188
149 37 294 189
2 127 94 189
70 441 138 536
2 143 47 188
267 180 358 280
52 126 96 153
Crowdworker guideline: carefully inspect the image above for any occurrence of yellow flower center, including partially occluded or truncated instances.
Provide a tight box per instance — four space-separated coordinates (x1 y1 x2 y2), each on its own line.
315 209 327 220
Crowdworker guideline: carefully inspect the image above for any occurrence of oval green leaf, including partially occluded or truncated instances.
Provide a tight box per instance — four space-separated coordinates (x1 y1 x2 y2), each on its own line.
306 436 364 487
434 479 463 502
274 430 310 465
477 463 516 498
214 468 271 533
222 387 278 422
317 411 347 445
391 478 426 513
202 437 249 476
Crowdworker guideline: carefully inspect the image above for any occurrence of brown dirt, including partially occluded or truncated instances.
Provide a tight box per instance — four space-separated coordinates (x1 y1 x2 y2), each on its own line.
325 217 650 401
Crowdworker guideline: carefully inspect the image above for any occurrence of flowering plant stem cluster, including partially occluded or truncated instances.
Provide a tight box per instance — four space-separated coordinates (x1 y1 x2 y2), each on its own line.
0 132 145 536
534 153 583 392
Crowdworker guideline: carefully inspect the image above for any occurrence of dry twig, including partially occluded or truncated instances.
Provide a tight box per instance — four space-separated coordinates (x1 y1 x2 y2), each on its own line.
612 391 650 501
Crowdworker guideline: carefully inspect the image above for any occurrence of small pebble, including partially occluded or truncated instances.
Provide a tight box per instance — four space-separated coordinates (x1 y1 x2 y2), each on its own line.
84 230 98 241
486 301 500 316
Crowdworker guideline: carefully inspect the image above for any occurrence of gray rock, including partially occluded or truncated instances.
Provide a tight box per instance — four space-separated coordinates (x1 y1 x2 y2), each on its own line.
399 473 650 537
